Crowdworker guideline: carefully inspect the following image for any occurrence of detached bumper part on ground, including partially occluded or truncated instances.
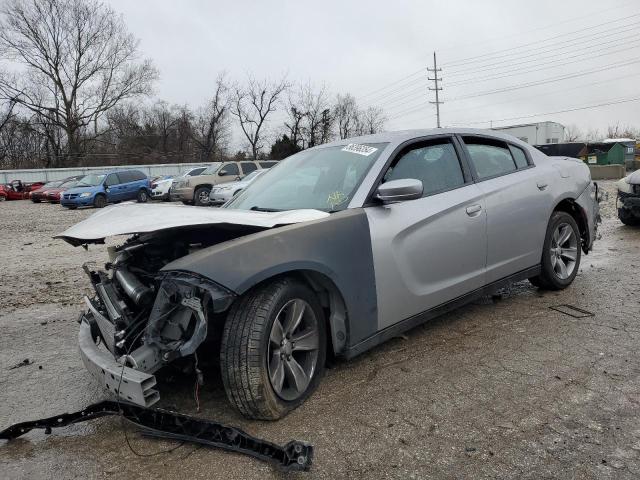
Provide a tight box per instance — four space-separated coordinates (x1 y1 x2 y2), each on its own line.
0 400 314 471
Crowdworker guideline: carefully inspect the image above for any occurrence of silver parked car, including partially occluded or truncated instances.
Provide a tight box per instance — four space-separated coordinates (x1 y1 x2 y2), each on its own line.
208 169 268 205
58 129 599 420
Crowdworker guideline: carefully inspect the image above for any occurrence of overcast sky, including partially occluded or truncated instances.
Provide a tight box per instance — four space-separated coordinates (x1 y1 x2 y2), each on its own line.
107 0 640 147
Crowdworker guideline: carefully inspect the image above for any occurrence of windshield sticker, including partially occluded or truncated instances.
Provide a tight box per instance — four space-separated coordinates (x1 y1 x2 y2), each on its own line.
327 191 348 209
341 144 378 156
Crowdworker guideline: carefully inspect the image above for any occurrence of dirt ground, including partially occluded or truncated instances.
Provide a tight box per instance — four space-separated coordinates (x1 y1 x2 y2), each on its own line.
1 182 639 479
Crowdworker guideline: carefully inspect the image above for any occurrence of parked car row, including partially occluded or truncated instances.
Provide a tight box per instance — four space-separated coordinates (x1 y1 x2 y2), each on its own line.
2 161 280 209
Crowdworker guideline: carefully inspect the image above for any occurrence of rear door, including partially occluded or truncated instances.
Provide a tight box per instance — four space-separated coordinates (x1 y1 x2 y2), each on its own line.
365 136 488 330
104 173 123 201
459 135 551 283
118 171 138 200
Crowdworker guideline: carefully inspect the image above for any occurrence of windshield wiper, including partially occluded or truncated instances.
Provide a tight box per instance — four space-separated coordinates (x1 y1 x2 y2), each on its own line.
250 206 283 212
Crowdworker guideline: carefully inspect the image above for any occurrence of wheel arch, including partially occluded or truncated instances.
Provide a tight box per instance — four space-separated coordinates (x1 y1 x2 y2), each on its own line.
552 197 590 253
231 267 350 357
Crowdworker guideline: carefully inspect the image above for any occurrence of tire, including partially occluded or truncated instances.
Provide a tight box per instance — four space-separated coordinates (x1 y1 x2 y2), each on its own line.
193 187 211 206
93 194 107 209
181 200 191 205
66 205 77 210
618 208 640 226
529 211 582 290
31 198 41 203
220 277 327 420
136 189 149 203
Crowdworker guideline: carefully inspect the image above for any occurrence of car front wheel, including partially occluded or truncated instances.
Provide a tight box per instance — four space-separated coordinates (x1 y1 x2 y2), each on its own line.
136 189 149 203
529 211 581 290
93 194 107 208
194 187 211 206
220 277 326 420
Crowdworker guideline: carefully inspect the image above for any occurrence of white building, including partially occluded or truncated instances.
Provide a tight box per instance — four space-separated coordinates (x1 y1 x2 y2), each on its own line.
491 121 565 145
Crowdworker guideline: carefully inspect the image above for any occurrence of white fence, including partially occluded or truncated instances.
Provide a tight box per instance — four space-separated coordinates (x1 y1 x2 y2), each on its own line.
0 162 210 184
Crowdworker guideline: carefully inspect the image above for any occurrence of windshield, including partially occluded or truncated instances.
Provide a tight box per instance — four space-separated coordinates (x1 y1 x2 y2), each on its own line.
226 143 387 212
242 170 264 183
201 163 223 175
59 179 79 189
43 180 63 188
76 174 105 187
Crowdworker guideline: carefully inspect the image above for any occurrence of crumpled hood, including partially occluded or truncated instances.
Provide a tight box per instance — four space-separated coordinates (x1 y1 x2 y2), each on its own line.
56 203 329 245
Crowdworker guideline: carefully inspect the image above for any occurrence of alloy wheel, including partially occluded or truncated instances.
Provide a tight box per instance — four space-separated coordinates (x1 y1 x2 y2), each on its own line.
550 222 578 280
267 299 320 401
198 190 210 205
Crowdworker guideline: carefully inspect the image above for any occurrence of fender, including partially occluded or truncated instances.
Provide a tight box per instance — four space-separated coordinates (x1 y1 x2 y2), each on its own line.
162 208 379 350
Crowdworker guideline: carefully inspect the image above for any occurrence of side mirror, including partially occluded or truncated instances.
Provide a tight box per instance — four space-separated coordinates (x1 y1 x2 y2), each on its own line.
218 170 228 177
375 178 423 204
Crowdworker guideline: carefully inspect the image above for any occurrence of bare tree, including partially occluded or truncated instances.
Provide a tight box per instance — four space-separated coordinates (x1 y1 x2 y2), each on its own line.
607 123 639 139
232 75 288 159
564 124 583 142
298 82 331 147
333 93 359 139
192 75 231 161
0 0 158 163
284 105 306 149
360 106 387 135
585 128 601 142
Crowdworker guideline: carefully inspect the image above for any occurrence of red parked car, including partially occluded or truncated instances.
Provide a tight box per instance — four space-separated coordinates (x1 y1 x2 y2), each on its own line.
0 180 45 201
45 176 84 203
30 180 65 202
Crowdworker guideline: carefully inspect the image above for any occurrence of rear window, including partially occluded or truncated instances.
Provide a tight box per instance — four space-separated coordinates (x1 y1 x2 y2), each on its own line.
509 145 529 168
463 137 518 180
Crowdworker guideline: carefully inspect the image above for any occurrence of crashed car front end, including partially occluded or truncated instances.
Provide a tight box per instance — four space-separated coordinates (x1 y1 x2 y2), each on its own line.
57 203 329 407
616 170 640 225
78 247 236 406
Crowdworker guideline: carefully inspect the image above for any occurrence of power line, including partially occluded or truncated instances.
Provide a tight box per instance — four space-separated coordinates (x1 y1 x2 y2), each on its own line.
385 56 640 120
385 57 640 122
446 23 640 78
445 96 640 126
447 38 640 87
442 11 640 67
447 58 640 102
362 77 427 105
435 0 639 58
358 68 426 100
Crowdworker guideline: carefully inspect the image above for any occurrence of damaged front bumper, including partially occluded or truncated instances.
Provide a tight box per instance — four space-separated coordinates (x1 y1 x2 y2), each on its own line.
80 264 236 407
78 319 159 406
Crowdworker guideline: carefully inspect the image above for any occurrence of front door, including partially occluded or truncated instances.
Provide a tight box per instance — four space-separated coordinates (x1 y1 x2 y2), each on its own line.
365 138 488 330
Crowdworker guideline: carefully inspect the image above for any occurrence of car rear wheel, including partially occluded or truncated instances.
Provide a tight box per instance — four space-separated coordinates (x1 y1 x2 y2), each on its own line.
93 194 107 209
220 277 326 420
194 187 211 206
136 189 148 203
529 211 581 290
618 208 640 226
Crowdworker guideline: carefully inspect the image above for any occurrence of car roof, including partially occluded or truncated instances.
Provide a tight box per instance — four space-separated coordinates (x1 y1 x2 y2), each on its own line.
320 128 529 149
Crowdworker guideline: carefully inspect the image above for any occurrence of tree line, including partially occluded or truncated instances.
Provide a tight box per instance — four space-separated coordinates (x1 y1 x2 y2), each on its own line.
0 0 387 170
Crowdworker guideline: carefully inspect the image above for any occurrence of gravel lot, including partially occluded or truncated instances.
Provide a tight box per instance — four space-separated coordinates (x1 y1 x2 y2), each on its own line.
1 183 640 479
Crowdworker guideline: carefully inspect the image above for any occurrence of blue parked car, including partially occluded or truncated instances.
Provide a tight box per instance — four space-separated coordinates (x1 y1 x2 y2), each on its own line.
61 169 151 209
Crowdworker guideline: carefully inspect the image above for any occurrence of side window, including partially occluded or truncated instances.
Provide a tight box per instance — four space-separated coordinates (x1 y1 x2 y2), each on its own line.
383 141 465 197
118 171 135 183
220 163 239 176
132 170 146 181
105 173 120 186
240 162 258 174
189 167 206 176
464 139 517 179
509 145 529 169
259 161 277 168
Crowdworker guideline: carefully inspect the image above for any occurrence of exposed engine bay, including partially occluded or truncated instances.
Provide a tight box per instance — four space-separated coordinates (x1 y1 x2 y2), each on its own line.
80 226 257 406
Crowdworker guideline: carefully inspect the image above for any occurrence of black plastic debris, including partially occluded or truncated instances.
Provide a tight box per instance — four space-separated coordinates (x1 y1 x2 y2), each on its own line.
0 400 313 472
8 359 32 370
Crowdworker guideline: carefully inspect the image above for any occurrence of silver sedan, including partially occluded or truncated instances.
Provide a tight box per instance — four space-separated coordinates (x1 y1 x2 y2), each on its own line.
60 128 600 419
208 169 267 205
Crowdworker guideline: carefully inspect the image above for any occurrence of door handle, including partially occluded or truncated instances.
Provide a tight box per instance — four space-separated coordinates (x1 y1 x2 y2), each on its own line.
537 182 548 191
466 204 482 216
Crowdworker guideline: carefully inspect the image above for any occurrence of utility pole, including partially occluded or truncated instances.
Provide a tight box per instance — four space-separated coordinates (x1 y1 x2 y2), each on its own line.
427 51 443 128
